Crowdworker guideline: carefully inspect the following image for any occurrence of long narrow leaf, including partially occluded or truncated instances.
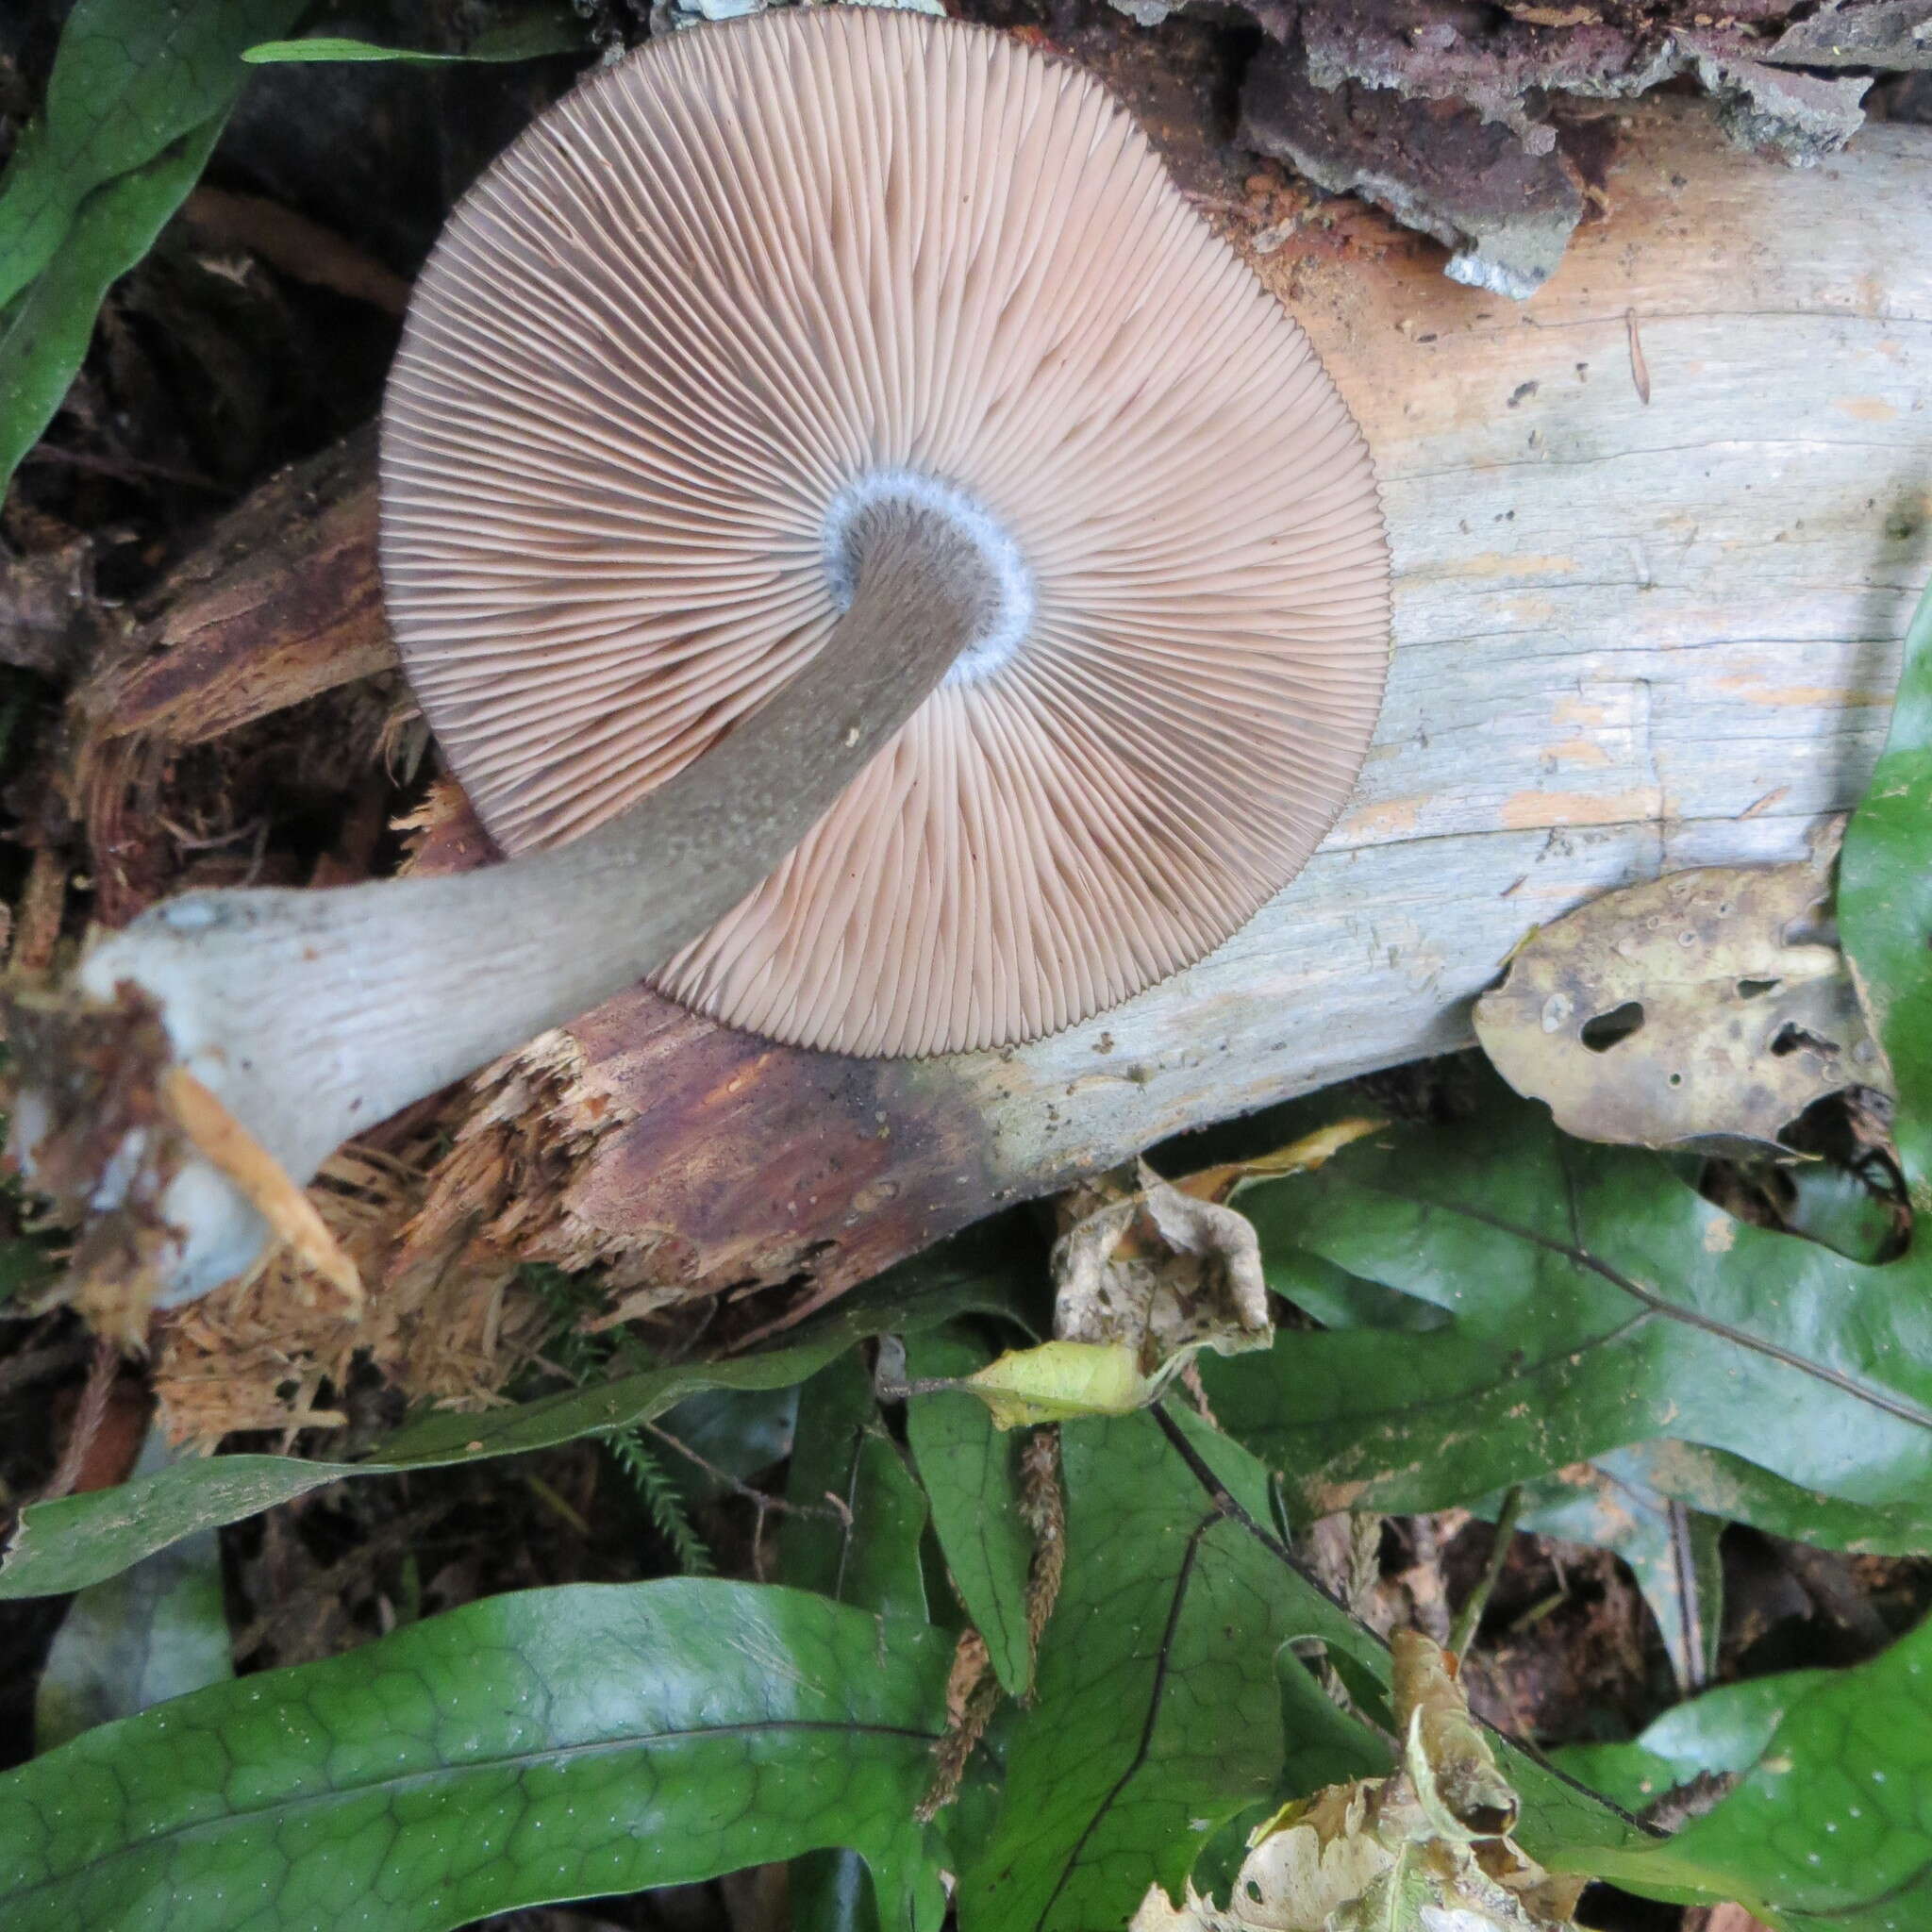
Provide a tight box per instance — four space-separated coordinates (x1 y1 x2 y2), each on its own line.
0 1579 952 1932
1840 571 1932 1200
1 1226 1037 1601
0 114 224 483
0 0 303 308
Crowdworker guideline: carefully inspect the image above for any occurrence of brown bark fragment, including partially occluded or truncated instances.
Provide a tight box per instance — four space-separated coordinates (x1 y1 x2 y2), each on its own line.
70 425 400 924
80 425 393 750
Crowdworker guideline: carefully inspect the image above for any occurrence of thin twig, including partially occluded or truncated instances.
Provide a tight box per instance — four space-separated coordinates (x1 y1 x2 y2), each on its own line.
42 1338 122 1501
1449 1485 1524 1659
641 1419 839 1521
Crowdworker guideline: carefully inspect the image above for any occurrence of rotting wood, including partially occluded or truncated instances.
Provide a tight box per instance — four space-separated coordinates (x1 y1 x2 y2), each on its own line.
74 425 392 924
81 424 387 750
87 100 1932 1329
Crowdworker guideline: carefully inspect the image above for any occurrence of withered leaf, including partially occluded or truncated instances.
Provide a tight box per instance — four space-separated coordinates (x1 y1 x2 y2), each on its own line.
1131 1630 1584 1930
958 1163 1273 1428
1474 850 1888 1152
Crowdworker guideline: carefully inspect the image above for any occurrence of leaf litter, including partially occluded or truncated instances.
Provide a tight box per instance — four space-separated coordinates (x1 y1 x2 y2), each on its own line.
1474 831 1888 1156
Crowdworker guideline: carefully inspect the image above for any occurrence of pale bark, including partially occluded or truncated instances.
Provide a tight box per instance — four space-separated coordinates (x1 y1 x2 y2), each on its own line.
71 100 1932 1322
434 100 1930 1324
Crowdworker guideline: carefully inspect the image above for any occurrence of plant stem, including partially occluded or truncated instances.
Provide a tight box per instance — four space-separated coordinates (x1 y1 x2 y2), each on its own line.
1449 1483 1524 1659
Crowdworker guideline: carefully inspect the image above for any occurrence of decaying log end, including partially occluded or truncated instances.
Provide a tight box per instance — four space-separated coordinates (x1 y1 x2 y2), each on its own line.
0 977 187 1345
392 100 1932 1331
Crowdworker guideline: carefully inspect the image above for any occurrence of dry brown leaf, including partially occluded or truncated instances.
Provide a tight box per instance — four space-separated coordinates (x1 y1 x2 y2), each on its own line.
1053 1159 1271 1367
1392 1629 1517 1841
953 1163 1274 1428
1474 848 1888 1152
1132 1630 1584 1931
1174 1118 1384 1205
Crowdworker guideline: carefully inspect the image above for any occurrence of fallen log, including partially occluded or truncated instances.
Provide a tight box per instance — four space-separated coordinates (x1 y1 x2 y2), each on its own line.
82 97 1932 1328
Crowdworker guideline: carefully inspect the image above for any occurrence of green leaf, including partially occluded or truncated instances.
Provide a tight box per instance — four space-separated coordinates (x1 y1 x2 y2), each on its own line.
1551 1673 1829 1816
1587 1615 1932 1929
384 1333 864 1469
1504 1450 1723 1696
1840 571 1932 1205
963 1408 1391 1932
242 15 587 64
0 0 308 489
780 1357 933 1932
657 1383 798 1506
34 1427 233 1752
958 1340 1158 1428
1206 1072 1932 1533
1199 584 1932 1547
0 1228 59 1308
905 1327 1037 1695
0 1346 837 1601
780 1354 928 1624
793 1847 886 1932
1607 1438 1932 1557
959 1407 1643 1928
1 1222 1038 1601
1274 1644 1394 1799
0 1579 952 1932
0 0 304 309
1507 1740 1657 1873
0 113 225 485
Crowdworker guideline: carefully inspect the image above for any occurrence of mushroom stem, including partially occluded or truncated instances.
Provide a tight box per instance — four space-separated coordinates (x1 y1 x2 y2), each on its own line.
10 501 994 1305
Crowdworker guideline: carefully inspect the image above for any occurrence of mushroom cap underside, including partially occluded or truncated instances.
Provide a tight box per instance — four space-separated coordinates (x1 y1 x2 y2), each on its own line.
379 4 1391 1058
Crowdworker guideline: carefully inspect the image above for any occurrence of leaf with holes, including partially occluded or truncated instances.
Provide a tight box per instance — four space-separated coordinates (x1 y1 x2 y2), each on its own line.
0 1579 952 1932
1474 847 1885 1153
1205 1067 1932 1534
1210 587 1932 1534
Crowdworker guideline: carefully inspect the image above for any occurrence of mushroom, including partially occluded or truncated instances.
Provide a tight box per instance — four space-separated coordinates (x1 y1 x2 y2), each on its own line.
6 7 1389 1317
